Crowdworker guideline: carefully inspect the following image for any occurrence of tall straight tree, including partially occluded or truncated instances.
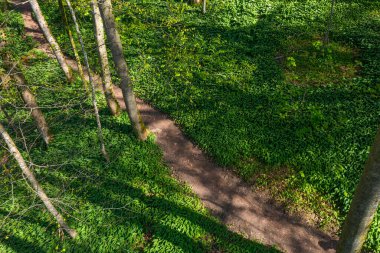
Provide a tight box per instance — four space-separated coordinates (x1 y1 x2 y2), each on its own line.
0 0 7 11
91 0 120 116
58 0 87 91
337 127 380 253
65 0 109 161
98 0 148 140
0 122 77 238
324 0 335 44
29 0 72 82
14 72 52 145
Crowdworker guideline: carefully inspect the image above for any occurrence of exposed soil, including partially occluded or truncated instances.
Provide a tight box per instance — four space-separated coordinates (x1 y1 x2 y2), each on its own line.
13 1 338 252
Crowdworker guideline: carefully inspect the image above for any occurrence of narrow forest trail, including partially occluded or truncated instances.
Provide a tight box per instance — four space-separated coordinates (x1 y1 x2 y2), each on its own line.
14 1 338 252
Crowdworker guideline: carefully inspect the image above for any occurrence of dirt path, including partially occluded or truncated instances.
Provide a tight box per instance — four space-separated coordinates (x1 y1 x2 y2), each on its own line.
14 1 338 252
117 95 337 253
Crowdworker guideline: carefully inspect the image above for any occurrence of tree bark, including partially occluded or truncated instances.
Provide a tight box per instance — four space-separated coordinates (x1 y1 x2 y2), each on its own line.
91 0 120 116
337 128 380 253
65 0 109 161
58 0 87 91
98 0 147 140
14 73 52 145
202 0 206 14
0 122 77 238
29 0 72 82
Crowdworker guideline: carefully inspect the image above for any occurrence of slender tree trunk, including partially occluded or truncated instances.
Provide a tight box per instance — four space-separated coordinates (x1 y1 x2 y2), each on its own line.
324 0 335 45
98 0 148 140
58 0 88 91
0 0 8 11
91 0 120 116
202 0 206 14
337 128 380 253
65 0 109 161
29 0 72 82
14 73 52 145
0 122 77 238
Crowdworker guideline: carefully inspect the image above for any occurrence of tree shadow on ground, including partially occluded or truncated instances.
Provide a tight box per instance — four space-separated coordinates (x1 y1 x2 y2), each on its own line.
0 229 47 253
1 108 278 252
52 166 280 253
124 1 379 211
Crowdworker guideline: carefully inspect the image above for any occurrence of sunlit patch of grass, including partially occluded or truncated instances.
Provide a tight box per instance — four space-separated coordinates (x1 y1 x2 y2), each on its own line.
237 158 340 234
281 38 361 86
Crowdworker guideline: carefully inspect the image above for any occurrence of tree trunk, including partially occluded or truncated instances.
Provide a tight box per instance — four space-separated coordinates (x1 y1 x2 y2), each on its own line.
191 0 202 4
0 0 8 11
202 0 206 14
337 128 380 253
0 122 77 238
98 0 148 140
65 0 109 161
323 0 335 45
58 0 88 91
91 0 120 116
29 0 72 82
14 73 52 145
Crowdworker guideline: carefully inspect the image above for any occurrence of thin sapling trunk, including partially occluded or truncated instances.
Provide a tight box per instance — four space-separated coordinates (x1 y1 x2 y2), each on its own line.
65 0 109 161
58 0 88 92
29 0 72 82
91 0 120 116
324 0 335 45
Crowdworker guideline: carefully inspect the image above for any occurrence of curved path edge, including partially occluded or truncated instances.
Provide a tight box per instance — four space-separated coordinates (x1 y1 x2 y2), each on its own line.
115 92 337 253
13 1 337 252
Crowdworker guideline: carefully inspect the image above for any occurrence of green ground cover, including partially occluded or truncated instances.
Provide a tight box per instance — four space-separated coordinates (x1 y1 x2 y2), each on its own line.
39 0 380 250
0 10 277 253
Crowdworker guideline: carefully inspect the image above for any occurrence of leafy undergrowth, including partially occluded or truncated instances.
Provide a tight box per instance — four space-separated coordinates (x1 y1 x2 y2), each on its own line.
38 0 380 251
0 11 277 253
0 92 277 253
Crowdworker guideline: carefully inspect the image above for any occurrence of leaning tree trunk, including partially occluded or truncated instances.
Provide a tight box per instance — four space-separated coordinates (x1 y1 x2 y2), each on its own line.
337 128 380 253
58 0 87 91
14 73 52 145
0 122 77 238
29 0 72 82
91 0 120 116
65 0 109 161
98 0 148 140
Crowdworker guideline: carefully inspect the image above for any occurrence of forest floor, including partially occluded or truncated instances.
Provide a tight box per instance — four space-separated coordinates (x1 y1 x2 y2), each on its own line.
118 95 338 253
13 1 337 252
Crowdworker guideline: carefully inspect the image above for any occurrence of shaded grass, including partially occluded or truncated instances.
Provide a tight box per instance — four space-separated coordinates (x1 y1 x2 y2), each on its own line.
0 73 277 253
0 14 277 250
0 9 278 253
33 0 380 250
